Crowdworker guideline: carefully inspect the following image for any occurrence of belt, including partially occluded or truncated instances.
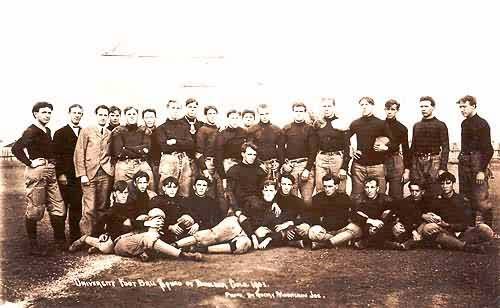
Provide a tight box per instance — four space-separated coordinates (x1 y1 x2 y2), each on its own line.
118 157 146 162
319 150 343 156
415 152 440 158
161 151 186 157
286 157 308 164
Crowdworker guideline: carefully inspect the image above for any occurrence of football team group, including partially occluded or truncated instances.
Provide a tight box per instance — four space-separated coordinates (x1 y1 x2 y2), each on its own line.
11 95 496 261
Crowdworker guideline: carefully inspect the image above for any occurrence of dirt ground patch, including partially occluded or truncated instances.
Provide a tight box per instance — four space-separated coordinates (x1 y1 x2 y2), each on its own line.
1 160 499 307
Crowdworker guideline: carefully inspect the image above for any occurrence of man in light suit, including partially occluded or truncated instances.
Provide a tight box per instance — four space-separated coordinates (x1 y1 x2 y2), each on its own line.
74 105 114 236
54 104 84 242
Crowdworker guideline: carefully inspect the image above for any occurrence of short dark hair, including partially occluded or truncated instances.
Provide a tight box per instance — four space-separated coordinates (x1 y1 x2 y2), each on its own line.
204 105 218 115
279 173 295 185
364 176 379 186
385 99 400 110
358 97 375 105
438 171 456 183
408 181 426 190
112 180 129 192
109 106 121 114
95 105 110 114
161 176 179 187
194 175 211 186
457 95 477 107
123 106 138 114
419 96 436 107
241 109 255 117
68 104 83 113
262 180 278 190
322 174 340 185
166 99 178 108
292 101 307 111
185 97 198 106
226 109 241 118
142 108 157 117
133 171 150 183
241 141 258 153
257 103 269 111
32 102 53 118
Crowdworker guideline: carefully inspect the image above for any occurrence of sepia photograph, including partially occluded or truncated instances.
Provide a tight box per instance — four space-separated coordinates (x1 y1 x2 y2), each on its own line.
0 1 498 307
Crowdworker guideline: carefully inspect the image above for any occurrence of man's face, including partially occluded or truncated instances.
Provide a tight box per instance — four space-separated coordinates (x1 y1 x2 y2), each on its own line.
135 177 149 193
168 101 183 120
109 111 121 126
242 113 255 128
385 104 398 120
228 113 242 128
241 146 257 164
125 108 138 125
96 108 109 126
258 108 271 124
409 184 424 201
186 102 198 119
364 180 379 199
262 185 277 202
114 188 129 204
69 106 83 125
359 100 374 117
280 177 293 195
34 107 52 125
419 101 434 118
323 179 338 196
143 111 156 128
458 101 476 118
321 98 335 118
194 179 208 197
440 179 454 196
206 109 218 124
163 183 179 198
293 106 307 122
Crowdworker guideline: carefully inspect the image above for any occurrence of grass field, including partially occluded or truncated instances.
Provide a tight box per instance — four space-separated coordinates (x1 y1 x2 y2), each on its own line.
0 160 498 307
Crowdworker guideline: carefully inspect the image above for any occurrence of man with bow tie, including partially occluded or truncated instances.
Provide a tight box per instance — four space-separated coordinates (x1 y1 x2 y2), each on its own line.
54 104 84 243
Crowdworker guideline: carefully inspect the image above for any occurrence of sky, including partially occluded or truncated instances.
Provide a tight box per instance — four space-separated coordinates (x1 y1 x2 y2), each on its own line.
0 1 499 145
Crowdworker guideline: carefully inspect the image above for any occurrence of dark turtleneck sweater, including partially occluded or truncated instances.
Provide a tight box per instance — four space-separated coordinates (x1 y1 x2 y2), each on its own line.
349 115 394 166
12 124 55 166
410 117 449 170
247 121 285 163
315 116 351 170
214 126 248 178
282 121 318 171
226 162 267 210
182 194 223 229
196 122 219 157
460 114 493 171
111 124 152 161
307 191 353 230
385 117 410 168
152 119 195 164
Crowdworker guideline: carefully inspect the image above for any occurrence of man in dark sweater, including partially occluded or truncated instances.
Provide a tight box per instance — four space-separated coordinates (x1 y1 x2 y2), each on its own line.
195 105 227 213
141 108 159 192
314 97 350 193
306 175 354 249
68 180 140 254
281 101 317 205
12 101 66 255
112 106 154 191
325 177 395 249
421 172 493 253
107 106 122 132
172 177 253 255
349 97 394 201
53 103 84 243
247 103 284 181
152 99 195 197
410 96 449 197
214 109 248 192
384 99 410 200
456 96 496 232
226 142 268 215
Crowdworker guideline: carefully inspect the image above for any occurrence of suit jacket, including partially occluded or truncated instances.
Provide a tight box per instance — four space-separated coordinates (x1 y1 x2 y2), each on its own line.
54 124 79 178
74 125 114 179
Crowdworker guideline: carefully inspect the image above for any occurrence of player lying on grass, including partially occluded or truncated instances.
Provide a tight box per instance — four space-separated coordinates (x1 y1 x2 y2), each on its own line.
68 180 146 254
113 207 203 261
420 172 493 253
